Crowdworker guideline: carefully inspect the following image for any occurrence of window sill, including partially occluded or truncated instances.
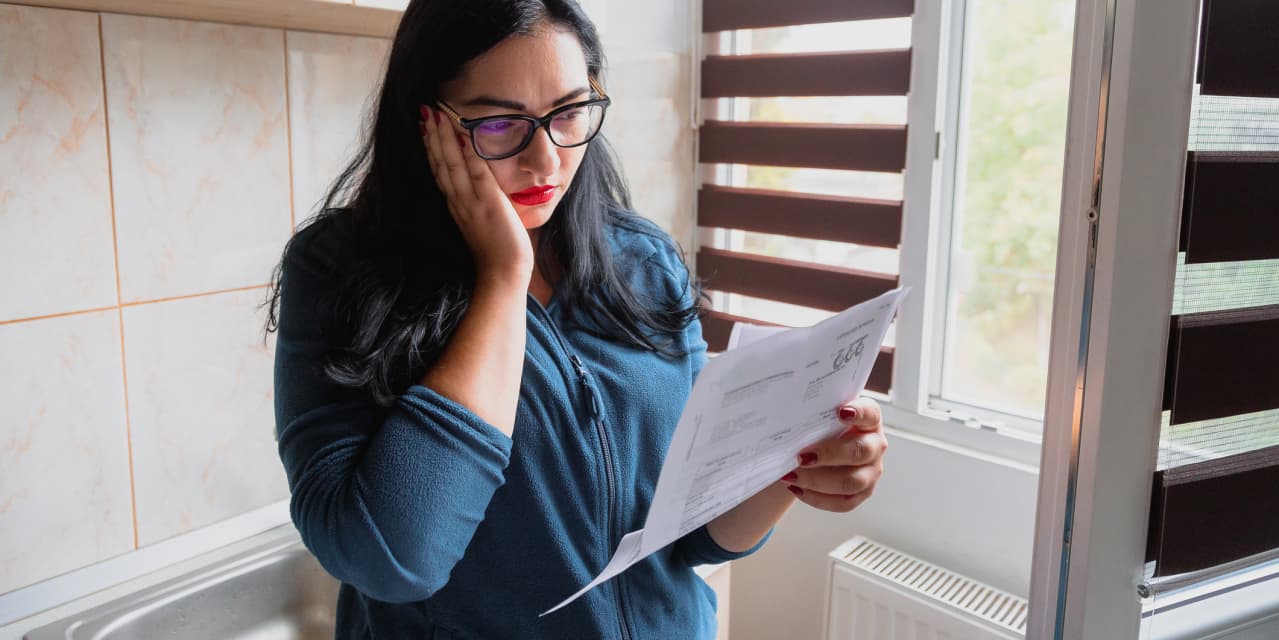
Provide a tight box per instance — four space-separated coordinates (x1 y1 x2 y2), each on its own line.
1142 554 1279 640
879 401 1043 472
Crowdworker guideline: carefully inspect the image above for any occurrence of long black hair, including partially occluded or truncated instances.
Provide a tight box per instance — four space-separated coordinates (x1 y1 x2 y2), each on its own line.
263 0 702 407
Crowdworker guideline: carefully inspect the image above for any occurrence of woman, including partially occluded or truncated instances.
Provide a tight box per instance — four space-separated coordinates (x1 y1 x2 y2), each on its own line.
266 0 887 637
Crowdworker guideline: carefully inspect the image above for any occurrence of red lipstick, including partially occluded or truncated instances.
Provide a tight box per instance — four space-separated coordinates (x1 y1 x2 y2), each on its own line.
509 185 557 206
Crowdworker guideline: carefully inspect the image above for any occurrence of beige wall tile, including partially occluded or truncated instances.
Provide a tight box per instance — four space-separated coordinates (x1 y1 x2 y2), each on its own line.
0 310 133 594
101 14 292 303
0 5 118 323
286 30 389 223
123 289 286 546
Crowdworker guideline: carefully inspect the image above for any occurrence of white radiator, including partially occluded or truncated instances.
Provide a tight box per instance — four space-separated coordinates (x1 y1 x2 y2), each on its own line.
823 536 1028 640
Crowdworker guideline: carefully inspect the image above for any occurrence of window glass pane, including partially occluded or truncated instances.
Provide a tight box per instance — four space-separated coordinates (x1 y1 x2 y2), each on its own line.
722 293 898 348
1158 409 1279 470
1171 255 1279 315
731 18 912 54
1188 90 1279 152
732 231 899 273
726 293 833 327
715 96 908 125
711 164 903 200
705 18 907 370
937 0 1075 419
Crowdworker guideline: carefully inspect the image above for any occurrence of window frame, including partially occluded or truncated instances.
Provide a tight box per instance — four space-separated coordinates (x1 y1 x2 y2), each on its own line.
890 0 1047 466
692 0 1049 468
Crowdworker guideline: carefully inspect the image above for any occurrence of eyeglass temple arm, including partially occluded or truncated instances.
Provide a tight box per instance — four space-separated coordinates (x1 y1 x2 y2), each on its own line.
434 100 464 123
589 76 608 99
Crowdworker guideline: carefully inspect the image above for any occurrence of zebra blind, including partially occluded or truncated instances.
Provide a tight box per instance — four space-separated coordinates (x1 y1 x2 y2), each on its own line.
696 0 913 395
1146 0 1279 578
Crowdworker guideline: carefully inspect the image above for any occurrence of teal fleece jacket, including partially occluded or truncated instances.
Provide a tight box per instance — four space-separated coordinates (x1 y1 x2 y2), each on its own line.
273 213 772 639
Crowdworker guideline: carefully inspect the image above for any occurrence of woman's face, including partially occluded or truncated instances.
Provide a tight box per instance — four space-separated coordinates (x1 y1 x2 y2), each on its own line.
439 25 593 232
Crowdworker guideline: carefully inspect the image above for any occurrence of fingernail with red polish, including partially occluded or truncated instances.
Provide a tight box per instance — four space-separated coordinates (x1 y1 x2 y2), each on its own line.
420 105 430 121
839 406 858 421
787 486 804 497
799 452 818 467
781 472 798 483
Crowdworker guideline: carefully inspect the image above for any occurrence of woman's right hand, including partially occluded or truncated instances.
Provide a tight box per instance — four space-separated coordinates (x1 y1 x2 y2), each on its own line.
420 105 534 288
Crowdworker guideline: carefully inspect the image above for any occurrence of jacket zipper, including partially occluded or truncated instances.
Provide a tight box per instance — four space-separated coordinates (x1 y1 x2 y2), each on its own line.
528 298 632 640
569 354 633 640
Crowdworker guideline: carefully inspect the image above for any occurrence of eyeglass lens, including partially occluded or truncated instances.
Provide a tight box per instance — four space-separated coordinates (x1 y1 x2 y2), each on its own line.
472 103 606 158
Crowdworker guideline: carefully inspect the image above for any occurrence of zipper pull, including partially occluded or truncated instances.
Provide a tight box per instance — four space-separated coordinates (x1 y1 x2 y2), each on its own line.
568 354 604 419
568 354 585 378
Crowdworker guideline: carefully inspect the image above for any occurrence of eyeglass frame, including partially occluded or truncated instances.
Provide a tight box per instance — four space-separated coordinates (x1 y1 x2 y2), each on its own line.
432 77 611 161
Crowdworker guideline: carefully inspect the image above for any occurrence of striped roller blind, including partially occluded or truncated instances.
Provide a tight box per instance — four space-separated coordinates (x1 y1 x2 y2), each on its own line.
696 0 913 395
1146 0 1279 578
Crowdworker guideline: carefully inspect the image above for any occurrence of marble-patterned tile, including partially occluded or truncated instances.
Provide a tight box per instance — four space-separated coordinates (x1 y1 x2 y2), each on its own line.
286 30 389 223
0 310 133 594
101 14 292 303
123 288 286 546
0 5 118 323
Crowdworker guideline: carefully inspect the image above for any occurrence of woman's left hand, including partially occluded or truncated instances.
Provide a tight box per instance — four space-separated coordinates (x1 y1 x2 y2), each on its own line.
780 397 886 513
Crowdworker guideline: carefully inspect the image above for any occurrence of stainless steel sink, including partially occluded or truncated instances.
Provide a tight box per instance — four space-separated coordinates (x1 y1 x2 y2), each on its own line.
24 531 338 640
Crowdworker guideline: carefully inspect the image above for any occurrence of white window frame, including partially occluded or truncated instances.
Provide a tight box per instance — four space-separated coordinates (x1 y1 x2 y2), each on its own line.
691 0 1100 468
1028 0 1199 635
889 0 1048 467
691 0 1051 468
923 0 1071 440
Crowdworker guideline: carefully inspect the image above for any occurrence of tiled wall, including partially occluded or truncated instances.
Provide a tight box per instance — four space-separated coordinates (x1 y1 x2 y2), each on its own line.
0 0 694 596
0 4 389 594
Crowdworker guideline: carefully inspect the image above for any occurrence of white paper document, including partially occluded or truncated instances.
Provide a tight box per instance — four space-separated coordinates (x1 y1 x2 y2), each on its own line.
541 287 908 616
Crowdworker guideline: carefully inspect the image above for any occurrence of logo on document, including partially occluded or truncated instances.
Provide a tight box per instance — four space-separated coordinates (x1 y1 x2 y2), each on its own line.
832 336 867 372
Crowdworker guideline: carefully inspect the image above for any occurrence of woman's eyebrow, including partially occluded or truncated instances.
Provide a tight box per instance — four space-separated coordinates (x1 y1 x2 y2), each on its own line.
463 86 591 111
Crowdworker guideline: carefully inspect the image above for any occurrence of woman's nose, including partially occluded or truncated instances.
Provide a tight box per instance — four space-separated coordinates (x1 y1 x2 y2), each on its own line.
517 126 561 177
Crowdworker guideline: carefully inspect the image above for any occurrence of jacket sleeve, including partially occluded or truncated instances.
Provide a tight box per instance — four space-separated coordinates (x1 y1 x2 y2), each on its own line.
273 229 513 603
642 235 776 567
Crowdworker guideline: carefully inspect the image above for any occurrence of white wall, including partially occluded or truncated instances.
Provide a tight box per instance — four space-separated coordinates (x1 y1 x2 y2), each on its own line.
729 429 1039 640
579 0 697 251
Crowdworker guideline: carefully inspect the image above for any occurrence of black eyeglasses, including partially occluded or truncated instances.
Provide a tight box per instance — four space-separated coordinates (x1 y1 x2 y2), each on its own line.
434 77 611 160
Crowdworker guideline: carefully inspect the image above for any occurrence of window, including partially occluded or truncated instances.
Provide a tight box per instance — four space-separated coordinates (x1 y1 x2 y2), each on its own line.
714 18 909 334
696 0 1077 461
931 0 1075 428
1146 0 1279 578
697 1 913 397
